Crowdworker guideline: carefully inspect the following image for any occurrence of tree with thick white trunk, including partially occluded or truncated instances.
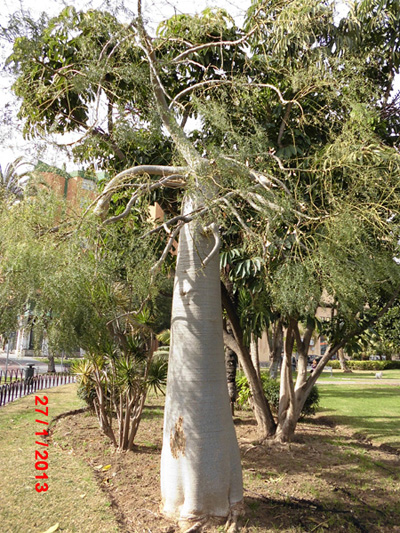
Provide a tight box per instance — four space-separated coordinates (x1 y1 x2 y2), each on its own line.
160 196 243 527
98 8 247 528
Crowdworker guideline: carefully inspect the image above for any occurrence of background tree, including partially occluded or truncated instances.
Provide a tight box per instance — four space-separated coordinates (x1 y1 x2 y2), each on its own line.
0 184 170 449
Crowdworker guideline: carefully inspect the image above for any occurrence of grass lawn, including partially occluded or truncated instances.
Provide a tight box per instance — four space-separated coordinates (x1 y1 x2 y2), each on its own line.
1 378 400 532
315 368 400 382
317 381 400 449
0 384 119 533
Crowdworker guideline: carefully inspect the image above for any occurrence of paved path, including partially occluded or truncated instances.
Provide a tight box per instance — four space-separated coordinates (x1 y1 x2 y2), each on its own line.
0 354 65 374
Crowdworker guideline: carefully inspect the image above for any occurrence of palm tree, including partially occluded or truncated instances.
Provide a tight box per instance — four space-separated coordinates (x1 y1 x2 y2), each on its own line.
0 157 32 201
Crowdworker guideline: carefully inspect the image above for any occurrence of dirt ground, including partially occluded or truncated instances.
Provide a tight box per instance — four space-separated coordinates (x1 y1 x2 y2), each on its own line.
50 400 400 533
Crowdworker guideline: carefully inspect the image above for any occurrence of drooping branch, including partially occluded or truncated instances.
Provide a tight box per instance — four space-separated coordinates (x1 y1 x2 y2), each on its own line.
93 165 187 220
143 207 206 237
169 79 232 108
103 174 187 226
277 101 293 148
150 224 182 275
169 80 303 112
220 155 292 196
221 198 255 235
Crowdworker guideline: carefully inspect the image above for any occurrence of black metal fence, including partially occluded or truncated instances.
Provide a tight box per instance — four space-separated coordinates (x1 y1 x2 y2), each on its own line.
0 368 27 384
0 373 76 407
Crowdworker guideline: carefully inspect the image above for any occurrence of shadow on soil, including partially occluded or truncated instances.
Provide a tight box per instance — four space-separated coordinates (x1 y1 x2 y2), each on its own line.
50 404 400 533
238 413 400 533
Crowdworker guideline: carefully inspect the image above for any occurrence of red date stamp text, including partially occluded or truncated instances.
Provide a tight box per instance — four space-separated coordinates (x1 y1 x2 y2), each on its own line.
35 395 49 492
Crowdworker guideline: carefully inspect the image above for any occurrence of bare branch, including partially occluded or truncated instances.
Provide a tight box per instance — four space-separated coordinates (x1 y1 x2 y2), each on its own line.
242 191 284 214
171 27 257 63
169 79 231 108
143 189 240 238
277 102 293 148
103 174 187 225
93 165 187 219
221 198 256 235
143 208 206 237
150 225 182 274
202 223 221 268
220 155 292 196
135 4 201 167
169 80 302 112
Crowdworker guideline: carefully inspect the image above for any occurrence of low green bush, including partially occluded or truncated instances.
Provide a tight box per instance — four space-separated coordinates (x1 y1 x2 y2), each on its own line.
236 373 320 417
71 359 98 411
329 360 400 370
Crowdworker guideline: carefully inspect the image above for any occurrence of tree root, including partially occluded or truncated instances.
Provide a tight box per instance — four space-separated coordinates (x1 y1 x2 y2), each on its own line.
179 503 244 533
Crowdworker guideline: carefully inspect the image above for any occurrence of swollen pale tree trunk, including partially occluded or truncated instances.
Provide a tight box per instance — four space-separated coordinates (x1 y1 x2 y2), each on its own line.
160 196 243 528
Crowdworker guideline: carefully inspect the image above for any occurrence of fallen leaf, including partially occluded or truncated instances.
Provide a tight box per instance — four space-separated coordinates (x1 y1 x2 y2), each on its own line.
102 464 112 471
41 524 59 533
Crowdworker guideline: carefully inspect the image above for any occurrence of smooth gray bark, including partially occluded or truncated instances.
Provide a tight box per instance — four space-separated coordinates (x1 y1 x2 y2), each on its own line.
160 197 243 525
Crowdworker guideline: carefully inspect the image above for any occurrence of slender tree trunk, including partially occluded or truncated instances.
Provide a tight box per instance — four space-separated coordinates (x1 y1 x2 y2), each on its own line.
93 371 117 447
338 348 352 372
42 333 56 373
275 324 298 442
225 345 238 416
221 283 277 438
275 320 314 443
160 197 243 528
250 333 261 378
47 354 56 373
269 320 283 379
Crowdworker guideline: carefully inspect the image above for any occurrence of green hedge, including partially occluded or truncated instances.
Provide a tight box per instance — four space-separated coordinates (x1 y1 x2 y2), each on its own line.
329 360 400 370
236 373 320 417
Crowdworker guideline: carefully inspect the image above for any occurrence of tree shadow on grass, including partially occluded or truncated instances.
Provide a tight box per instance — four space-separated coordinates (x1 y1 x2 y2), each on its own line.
240 493 380 533
238 416 400 532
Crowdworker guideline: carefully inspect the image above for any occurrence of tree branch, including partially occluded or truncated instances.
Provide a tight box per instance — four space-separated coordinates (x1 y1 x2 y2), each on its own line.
201 223 220 268
135 3 202 168
171 27 257 63
150 224 182 274
92 165 187 219
103 173 187 226
277 101 293 148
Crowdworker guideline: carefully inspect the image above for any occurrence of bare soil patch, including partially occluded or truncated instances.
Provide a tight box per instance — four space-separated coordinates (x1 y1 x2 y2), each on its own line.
50 399 400 533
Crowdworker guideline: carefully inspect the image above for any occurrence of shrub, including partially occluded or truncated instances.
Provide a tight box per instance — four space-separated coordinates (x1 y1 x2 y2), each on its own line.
71 358 97 411
236 372 319 417
329 359 400 370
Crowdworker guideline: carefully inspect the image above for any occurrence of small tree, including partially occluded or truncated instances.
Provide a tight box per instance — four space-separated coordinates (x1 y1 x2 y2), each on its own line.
73 330 168 451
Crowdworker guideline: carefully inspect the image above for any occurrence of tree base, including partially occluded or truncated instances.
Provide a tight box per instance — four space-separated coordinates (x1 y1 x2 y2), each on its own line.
177 502 244 532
